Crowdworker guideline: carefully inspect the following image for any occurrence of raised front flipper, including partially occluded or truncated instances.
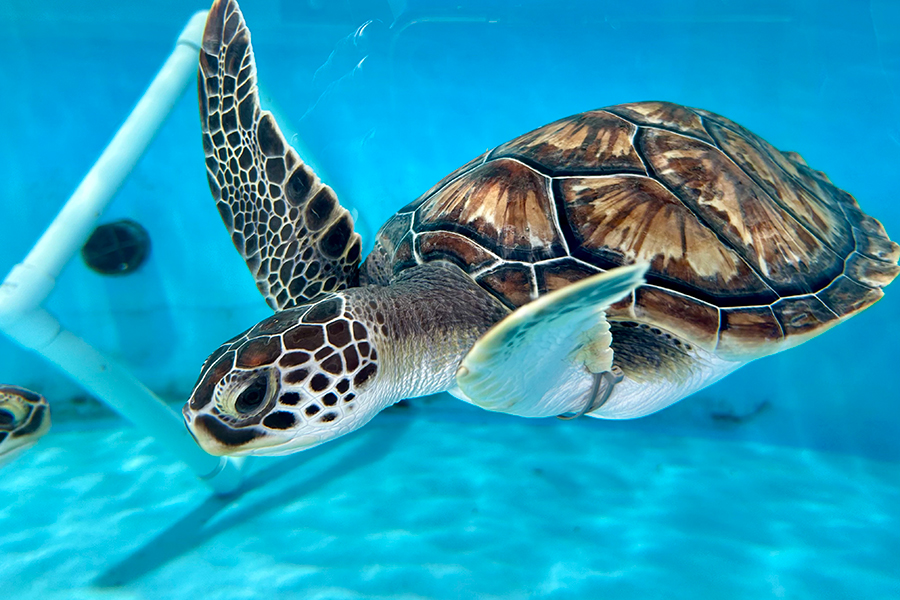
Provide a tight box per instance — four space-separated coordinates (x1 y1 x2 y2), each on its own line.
455 264 648 418
199 0 362 310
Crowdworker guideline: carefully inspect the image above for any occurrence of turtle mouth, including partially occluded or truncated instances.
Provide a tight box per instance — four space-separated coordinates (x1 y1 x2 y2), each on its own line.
185 413 323 457
188 414 267 456
183 369 287 456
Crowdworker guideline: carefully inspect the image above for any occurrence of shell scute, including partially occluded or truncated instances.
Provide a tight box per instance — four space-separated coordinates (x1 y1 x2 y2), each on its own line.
853 230 900 263
845 203 893 240
771 295 838 339
557 174 775 305
476 264 536 309
416 158 565 262
390 233 415 275
416 230 498 274
702 118 854 258
606 101 714 144
410 151 489 212
640 127 845 295
844 252 900 288
818 275 884 318
716 306 784 358
632 286 720 352
534 259 600 295
492 110 645 175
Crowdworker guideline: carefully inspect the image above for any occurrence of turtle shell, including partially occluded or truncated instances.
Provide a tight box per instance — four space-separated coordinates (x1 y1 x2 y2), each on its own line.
363 101 899 359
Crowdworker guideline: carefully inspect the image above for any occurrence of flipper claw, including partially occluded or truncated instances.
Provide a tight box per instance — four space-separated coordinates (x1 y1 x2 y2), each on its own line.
558 366 624 420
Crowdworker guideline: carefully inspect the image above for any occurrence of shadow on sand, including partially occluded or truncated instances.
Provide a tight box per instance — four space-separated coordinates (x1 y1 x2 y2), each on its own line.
94 415 411 587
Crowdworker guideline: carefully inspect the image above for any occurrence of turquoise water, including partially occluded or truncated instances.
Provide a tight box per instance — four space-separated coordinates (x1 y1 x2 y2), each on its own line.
1 0 899 598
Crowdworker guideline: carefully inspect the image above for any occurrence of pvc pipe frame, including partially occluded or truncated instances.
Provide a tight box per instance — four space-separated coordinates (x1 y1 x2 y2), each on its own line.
0 11 244 495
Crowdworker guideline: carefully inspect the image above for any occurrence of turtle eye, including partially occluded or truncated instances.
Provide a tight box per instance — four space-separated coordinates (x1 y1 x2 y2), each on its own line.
235 375 269 414
0 409 14 427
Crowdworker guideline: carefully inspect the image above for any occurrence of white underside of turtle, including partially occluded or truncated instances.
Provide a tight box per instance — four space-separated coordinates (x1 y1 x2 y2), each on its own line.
450 347 742 421
182 0 900 457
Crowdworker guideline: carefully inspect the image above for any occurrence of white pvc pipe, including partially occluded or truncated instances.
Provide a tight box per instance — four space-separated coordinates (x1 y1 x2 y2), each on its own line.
0 11 243 495
2 307 242 494
20 12 209 287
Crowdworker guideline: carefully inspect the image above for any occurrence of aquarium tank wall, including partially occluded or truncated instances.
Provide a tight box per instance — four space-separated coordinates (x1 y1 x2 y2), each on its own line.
0 0 898 598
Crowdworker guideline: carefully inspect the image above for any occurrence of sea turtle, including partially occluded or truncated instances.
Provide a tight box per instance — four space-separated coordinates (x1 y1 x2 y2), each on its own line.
183 0 899 456
0 385 50 467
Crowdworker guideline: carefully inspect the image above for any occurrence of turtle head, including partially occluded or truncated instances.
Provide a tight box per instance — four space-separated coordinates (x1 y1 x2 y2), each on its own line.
183 293 382 456
0 385 51 463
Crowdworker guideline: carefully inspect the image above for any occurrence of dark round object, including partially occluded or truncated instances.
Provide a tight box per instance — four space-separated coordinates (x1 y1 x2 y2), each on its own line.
81 219 151 276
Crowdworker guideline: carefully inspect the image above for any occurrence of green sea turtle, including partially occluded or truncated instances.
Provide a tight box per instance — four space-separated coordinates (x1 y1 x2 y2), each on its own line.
0 385 50 467
183 0 899 456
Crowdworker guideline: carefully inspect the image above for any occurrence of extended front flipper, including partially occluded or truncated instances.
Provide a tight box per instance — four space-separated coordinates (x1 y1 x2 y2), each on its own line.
455 264 648 418
199 0 362 310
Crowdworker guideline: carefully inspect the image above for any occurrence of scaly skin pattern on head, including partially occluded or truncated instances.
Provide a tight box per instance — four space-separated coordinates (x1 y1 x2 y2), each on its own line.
184 291 381 456
0 385 51 465
184 263 510 456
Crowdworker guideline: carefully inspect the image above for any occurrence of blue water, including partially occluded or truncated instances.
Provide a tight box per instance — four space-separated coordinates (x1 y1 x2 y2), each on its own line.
1 0 899 598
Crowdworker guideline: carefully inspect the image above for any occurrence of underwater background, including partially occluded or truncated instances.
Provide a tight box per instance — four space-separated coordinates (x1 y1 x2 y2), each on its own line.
1 0 899 598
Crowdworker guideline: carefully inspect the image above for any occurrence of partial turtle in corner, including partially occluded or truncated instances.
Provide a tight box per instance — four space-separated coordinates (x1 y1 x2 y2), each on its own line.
0 385 50 467
183 0 899 456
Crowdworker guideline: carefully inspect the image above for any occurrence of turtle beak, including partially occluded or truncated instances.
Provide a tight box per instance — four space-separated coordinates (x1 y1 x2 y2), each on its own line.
182 408 266 457
183 409 324 456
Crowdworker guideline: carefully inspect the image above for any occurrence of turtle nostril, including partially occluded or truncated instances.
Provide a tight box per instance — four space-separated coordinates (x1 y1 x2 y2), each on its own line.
235 375 269 415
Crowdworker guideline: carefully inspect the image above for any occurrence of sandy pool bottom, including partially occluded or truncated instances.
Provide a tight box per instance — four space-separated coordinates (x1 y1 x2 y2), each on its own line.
1 400 898 600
